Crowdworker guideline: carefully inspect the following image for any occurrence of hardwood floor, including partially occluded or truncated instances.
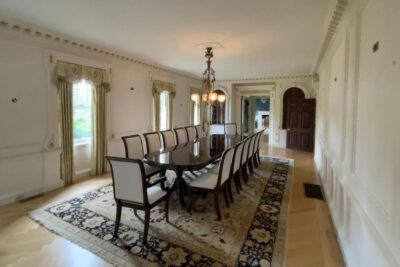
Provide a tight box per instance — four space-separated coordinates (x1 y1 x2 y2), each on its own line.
0 144 345 267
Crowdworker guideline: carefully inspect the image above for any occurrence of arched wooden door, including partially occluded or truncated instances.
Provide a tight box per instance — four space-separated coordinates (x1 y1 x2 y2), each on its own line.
282 88 315 151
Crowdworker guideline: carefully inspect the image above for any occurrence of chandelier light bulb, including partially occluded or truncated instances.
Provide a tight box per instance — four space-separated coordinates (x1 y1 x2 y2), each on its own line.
190 93 199 102
217 94 226 103
209 92 218 101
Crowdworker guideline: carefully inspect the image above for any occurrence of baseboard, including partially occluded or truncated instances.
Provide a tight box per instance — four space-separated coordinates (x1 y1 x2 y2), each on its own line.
0 180 64 206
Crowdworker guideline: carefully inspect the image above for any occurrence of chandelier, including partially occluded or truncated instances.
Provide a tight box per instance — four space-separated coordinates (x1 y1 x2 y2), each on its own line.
190 47 226 104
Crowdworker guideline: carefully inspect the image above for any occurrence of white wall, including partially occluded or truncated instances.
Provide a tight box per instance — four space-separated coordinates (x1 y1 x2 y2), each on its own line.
0 26 200 204
314 0 400 266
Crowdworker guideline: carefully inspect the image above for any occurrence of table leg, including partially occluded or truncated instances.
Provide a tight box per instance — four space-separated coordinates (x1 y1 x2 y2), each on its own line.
175 168 186 207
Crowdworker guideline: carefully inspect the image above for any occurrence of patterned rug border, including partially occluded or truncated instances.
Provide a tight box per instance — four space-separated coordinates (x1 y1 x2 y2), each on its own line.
269 156 294 267
29 156 294 267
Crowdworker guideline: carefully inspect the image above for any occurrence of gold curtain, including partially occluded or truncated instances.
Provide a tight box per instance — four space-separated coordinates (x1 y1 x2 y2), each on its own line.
58 80 74 185
152 80 176 131
55 61 110 184
92 83 110 175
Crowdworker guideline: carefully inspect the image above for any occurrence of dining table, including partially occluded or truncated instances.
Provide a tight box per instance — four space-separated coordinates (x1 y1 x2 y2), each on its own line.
144 134 244 207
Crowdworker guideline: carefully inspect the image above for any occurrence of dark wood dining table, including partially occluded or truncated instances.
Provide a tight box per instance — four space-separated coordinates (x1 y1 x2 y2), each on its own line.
144 134 243 206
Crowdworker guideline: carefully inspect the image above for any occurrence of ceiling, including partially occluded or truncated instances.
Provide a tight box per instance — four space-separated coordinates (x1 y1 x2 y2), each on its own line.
0 0 332 80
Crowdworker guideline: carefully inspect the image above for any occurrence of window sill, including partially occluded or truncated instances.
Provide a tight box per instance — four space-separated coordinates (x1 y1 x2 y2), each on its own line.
74 141 92 148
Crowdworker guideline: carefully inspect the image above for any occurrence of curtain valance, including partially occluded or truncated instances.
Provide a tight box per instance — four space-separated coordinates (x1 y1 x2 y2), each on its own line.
152 79 176 97
55 61 110 90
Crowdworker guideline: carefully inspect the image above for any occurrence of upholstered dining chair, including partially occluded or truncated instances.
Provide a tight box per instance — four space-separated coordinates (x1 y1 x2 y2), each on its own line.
224 123 237 135
246 134 257 175
195 125 206 138
186 145 236 220
231 140 245 194
106 156 172 244
240 137 251 183
185 126 197 141
209 124 225 135
160 129 176 149
174 127 188 144
252 131 263 168
121 134 164 183
143 132 162 154
255 129 265 165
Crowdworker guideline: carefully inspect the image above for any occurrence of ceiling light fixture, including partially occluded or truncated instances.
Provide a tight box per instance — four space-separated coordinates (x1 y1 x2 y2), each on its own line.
191 46 225 104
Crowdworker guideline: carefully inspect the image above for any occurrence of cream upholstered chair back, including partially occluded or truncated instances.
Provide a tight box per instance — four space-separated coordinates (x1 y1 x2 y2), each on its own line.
185 126 197 141
218 146 235 184
121 135 144 159
161 130 176 148
143 132 162 154
241 137 250 164
195 125 206 138
257 129 264 150
233 141 244 173
106 157 146 204
224 123 237 135
248 134 256 159
174 127 188 144
209 124 225 135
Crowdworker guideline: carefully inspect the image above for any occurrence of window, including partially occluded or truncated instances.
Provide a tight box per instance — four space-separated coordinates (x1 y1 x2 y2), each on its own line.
159 91 169 131
72 80 93 144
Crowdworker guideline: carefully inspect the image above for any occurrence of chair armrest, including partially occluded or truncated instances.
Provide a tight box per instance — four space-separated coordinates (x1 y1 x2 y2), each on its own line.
146 176 167 188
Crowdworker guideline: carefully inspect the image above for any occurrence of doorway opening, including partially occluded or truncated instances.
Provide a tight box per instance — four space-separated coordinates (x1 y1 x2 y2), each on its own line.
241 96 270 142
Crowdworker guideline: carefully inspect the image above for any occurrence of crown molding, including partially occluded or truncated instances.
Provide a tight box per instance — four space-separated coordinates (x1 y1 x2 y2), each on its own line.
217 74 312 83
0 17 201 81
313 0 348 71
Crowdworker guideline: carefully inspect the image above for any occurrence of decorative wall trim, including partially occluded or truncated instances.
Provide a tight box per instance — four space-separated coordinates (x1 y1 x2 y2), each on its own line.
217 74 312 83
0 18 200 81
313 0 348 71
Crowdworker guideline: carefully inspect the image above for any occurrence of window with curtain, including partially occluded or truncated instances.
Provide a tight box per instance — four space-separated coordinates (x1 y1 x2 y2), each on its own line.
72 80 93 144
159 91 170 131
152 79 175 131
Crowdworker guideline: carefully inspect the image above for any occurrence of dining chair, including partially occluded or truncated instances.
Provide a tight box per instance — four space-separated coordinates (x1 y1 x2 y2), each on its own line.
121 134 164 184
252 131 263 168
185 126 197 141
143 132 162 154
186 145 236 220
160 129 176 149
195 125 206 138
224 123 237 135
247 134 257 175
255 129 265 165
231 140 245 194
106 156 172 244
209 124 225 135
174 127 188 144
240 137 251 183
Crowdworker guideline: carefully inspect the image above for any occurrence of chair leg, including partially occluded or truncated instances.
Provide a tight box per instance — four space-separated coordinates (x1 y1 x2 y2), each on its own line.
242 164 249 183
248 158 254 174
114 201 122 238
227 180 234 203
187 188 193 214
213 191 222 220
253 155 259 169
257 151 261 165
133 208 139 219
143 210 150 244
165 196 170 223
160 170 167 190
223 185 230 208
234 172 242 193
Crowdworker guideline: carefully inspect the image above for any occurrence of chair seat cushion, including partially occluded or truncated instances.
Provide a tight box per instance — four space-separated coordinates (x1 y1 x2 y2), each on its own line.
147 186 167 204
188 172 218 190
208 164 219 175
144 164 162 177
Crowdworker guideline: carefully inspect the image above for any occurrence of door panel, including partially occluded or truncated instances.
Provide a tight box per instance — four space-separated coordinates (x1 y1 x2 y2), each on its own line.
286 99 315 151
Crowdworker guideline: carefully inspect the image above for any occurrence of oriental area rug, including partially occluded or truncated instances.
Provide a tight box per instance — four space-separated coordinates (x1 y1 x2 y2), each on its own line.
29 157 293 267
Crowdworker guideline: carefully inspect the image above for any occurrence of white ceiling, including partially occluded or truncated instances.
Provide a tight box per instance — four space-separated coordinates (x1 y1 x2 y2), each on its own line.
0 0 331 80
